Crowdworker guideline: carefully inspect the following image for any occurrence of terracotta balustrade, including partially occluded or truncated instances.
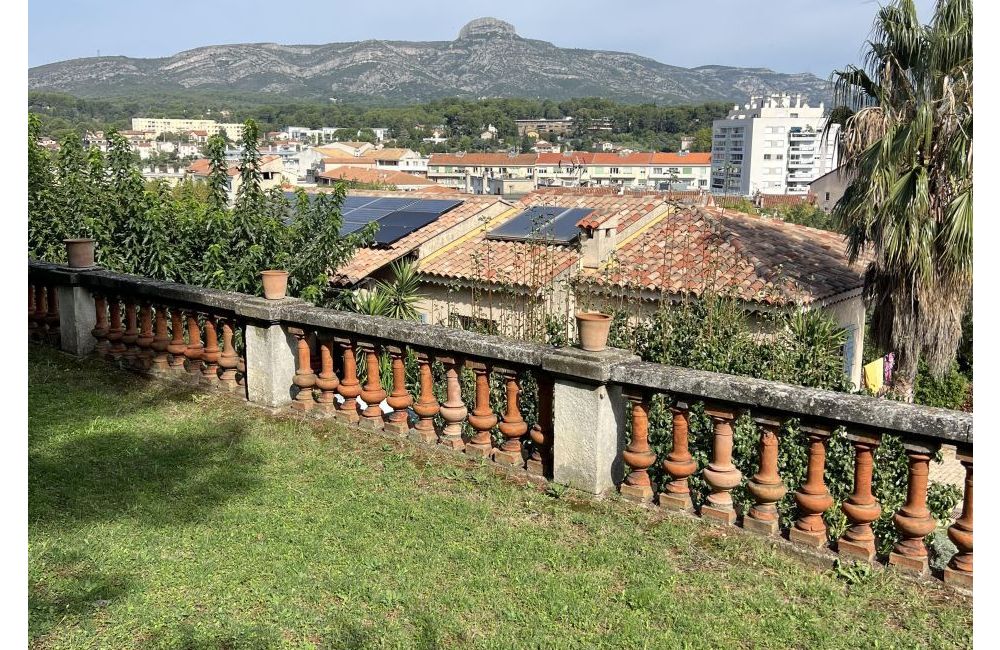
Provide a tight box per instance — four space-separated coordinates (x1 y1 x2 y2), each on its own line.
107 298 125 360
700 404 743 525
28 285 37 340
790 424 835 548
150 305 171 373
335 338 362 423
944 451 972 588
217 317 239 391
839 433 882 561
315 335 340 413
45 286 60 346
384 346 412 435
660 402 697 510
33 286 48 342
744 414 787 535
621 390 656 503
465 361 496 457
121 299 139 365
411 352 440 443
358 342 387 429
495 369 528 467
526 374 553 477
91 294 110 356
888 445 937 575
166 308 187 372
437 355 467 450
184 312 204 376
136 302 155 370
200 316 221 384
289 327 317 410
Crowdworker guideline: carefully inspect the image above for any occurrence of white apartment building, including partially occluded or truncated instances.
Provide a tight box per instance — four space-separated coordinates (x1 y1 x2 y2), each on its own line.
710 94 839 196
131 118 246 141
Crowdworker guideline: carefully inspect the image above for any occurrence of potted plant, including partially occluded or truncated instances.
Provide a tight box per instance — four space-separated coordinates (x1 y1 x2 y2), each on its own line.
261 270 290 300
576 311 612 352
63 237 97 268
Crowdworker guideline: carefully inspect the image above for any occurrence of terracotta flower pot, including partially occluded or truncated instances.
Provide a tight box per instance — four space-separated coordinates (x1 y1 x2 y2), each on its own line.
261 270 289 300
64 238 96 269
576 311 612 352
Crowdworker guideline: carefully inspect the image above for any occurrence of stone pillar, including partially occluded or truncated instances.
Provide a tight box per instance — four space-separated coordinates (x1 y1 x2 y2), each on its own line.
495 369 528 467
526 373 554 478
335 337 362 423
839 432 882 562
150 305 171 373
384 345 413 435
167 308 187 372
466 361 496 458
200 316 220 384
107 298 125 360
660 403 697 511
45 286 60 346
289 327 317 411
91 293 109 357
790 424 834 548
315 335 340 413
217 318 239 391
411 352 439 443
358 342 386 429
56 284 97 356
620 390 656 503
184 313 204 377
243 319 297 408
437 354 467 450
889 443 937 575
744 414 787 536
700 404 743 525
944 451 972 588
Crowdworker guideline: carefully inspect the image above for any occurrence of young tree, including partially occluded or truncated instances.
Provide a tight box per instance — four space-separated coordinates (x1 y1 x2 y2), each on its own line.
830 0 972 400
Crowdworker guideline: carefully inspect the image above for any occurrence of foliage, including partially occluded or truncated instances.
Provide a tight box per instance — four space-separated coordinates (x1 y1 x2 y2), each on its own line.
768 202 839 232
913 360 969 410
831 0 973 397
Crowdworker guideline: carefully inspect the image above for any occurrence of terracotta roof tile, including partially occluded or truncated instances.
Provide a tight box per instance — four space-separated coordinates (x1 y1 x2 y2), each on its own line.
429 152 538 166
318 166 434 187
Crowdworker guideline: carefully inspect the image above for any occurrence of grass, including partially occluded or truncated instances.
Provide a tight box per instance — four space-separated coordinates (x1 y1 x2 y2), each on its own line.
28 345 972 649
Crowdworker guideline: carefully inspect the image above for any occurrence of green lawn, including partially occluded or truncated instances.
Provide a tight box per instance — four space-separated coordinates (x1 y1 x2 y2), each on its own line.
28 345 971 649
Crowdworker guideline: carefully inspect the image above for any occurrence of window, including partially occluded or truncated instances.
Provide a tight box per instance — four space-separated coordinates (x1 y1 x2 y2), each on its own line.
825 192 831 201
609 167 620 174
652 167 662 174
776 154 784 160
682 167 692 175
448 314 498 335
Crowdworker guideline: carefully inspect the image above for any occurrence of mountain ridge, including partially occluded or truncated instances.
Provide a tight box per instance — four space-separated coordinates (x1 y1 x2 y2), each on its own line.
29 18 833 105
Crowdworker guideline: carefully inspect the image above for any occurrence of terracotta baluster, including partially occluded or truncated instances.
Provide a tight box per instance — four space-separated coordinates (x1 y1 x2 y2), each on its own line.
167 308 187 372
700 404 743 525
217 318 239 391
91 294 110 356
150 305 171 373
744 414 787 535
122 298 139 365
314 335 340 413
384 346 413 435
944 450 972 588
411 352 439 443
200 316 220 384
839 433 882 561
660 402 698 510
45 286 60 346
790 424 835 548
495 370 528 467
289 327 316 410
184 313 204 377
437 355 467 450
888 445 937 575
107 298 125 360
34 286 48 342
621 391 656 502
358 342 387 428
28 285 37 340
527 373 554 477
335 338 362 422
466 362 496 457
136 302 155 370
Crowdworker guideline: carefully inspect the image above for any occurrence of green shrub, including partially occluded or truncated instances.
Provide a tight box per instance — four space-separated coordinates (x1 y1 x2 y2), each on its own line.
913 360 970 410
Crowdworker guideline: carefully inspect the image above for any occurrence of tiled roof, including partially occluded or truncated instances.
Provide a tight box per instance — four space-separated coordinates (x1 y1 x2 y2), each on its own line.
429 153 538 167
581 205 863 306
519 191 667 231
332 195 508 286
649 152 712 165
186 158 239 177
318 166 434 187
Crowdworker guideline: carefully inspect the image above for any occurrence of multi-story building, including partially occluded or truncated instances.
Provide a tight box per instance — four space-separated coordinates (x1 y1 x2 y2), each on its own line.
534 152 712 190
426 153 538 192
710 94 839 196
130 118 246 141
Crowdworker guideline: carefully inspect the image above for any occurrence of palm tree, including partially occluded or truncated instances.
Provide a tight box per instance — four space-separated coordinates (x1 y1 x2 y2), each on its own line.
347 259 424 320
830 0 971 400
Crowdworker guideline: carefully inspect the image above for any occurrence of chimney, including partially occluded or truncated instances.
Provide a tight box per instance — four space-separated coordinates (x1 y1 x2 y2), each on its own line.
581 216 619 269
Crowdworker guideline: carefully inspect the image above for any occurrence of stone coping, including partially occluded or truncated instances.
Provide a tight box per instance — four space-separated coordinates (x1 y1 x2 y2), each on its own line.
29 260 973 446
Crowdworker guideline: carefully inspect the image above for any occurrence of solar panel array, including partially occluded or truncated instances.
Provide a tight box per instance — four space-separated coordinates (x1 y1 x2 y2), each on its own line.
284 194 462 246
486 206 593 244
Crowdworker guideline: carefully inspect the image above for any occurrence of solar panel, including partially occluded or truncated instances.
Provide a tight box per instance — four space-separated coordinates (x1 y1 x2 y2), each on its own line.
366 197 417 210
339 221 368 235
342 196 379 210
342 207 393 221
486 205 590 244
407 199 463 213
372 211 440 245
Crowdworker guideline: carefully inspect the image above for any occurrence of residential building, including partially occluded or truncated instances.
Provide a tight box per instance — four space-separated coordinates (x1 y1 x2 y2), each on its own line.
130 117 246 141
324 141 376 157
184 155 288 204
315 167 439 191
810 168 849 213
710 94 839 196
426 153 538 192
515 117 575 137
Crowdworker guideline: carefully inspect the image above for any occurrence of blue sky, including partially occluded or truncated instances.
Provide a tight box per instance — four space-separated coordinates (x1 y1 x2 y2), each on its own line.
29 0 936 77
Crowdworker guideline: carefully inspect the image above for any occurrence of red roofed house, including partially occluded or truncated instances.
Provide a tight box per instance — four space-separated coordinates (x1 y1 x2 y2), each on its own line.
427 152 538 192
316 166 438 191
184 155 288 205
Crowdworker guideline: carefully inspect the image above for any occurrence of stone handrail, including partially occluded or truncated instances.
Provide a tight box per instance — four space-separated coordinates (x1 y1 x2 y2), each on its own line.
28 259 973 589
